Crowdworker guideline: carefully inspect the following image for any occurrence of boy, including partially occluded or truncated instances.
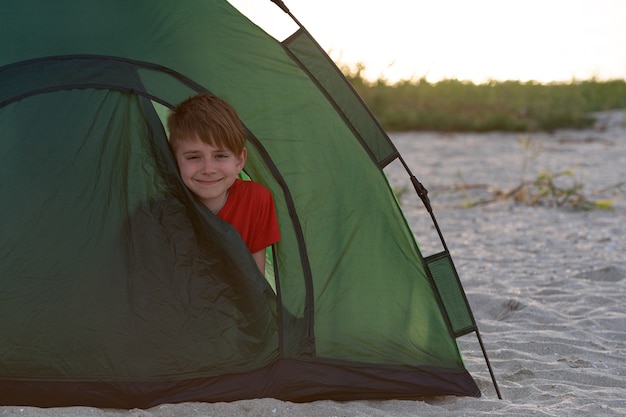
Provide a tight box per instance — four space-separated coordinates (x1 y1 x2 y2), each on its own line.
167 93 280 273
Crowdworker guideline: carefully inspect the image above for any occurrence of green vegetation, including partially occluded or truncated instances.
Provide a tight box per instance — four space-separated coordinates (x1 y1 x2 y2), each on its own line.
426 138 625 211
342 63 626 132
441 166 623 211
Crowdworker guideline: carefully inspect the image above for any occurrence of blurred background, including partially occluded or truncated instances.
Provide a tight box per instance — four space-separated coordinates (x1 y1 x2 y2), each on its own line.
229 0 626 132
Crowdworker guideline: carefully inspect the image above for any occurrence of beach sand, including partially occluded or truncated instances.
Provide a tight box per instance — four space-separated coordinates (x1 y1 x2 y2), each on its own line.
3 112 625 416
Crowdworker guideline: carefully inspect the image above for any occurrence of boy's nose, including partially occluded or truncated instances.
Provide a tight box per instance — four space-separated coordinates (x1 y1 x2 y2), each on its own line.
202 159 217 174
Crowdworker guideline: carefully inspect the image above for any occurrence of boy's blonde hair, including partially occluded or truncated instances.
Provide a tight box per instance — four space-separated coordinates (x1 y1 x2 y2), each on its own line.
167 93 247 154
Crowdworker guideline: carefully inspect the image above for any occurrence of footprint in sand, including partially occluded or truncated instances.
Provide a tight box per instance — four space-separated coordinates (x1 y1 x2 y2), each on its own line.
574 265 625 282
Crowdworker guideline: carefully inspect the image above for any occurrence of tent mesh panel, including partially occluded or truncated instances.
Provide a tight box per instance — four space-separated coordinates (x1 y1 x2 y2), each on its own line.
425 251 476 337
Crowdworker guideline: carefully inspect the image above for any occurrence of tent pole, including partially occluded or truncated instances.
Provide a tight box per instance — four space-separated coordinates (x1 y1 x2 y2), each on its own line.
271 0 305 29
400 155 502 399
475 328 503 399
398 155 449 252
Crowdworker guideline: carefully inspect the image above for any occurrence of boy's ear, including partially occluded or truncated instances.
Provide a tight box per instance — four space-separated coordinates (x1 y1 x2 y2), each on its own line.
237 147 247 170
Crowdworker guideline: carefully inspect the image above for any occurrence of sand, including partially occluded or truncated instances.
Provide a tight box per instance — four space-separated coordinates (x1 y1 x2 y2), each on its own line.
3 112 625 416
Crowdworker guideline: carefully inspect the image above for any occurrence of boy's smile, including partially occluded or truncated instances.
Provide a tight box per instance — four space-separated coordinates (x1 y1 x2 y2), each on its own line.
173 136 246 212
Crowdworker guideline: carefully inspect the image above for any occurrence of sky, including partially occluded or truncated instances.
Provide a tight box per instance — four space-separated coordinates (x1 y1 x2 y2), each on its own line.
229 0 626 84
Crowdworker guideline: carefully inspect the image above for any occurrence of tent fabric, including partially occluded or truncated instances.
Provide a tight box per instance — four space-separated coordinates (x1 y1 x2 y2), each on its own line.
0 0 481 407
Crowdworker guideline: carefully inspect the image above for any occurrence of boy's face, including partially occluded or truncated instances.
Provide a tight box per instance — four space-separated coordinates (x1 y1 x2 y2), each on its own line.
173 135 246 212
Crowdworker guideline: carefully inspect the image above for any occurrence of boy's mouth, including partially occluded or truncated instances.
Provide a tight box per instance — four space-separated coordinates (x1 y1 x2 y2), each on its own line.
196 177 222 186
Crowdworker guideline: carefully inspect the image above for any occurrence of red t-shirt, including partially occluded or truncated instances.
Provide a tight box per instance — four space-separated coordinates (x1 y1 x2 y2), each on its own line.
216 179 280 253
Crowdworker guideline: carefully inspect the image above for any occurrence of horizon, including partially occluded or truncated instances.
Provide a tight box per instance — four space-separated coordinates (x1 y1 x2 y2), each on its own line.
229 0 626 85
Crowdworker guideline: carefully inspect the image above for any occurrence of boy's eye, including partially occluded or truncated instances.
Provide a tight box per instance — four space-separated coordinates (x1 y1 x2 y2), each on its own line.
186 155 200 160
215 153 230 159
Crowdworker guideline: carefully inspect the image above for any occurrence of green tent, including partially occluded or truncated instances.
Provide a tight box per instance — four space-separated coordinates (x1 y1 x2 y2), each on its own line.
0 0 498 408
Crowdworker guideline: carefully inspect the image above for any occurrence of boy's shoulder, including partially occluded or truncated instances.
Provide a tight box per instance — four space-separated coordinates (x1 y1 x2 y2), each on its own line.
232 178 271 196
